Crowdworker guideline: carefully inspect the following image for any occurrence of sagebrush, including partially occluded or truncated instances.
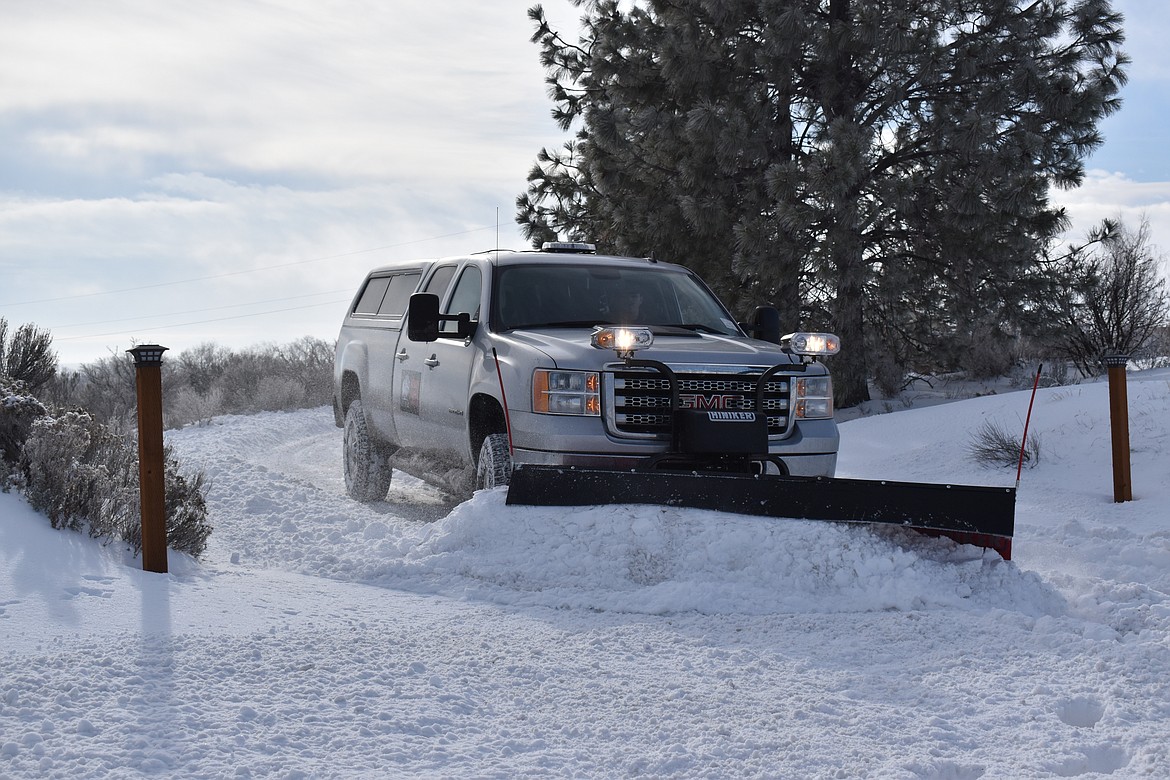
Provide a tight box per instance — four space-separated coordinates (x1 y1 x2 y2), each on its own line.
0 318 57 392
0 376 211 557
45 336 335 429
1 375 46 466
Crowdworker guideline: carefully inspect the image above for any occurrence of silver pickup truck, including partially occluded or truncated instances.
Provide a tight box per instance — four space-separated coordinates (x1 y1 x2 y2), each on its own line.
333 243 840 502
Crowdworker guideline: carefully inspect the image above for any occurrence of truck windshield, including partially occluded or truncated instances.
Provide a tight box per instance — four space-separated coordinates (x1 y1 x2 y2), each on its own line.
493 264 741 335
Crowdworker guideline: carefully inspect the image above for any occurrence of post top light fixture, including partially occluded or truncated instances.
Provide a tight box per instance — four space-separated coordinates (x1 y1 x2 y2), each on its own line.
127 344 168 366
1102 354 1129 368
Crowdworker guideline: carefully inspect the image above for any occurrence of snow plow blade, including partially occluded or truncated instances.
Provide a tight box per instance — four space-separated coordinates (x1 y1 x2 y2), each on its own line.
506 466 1015 560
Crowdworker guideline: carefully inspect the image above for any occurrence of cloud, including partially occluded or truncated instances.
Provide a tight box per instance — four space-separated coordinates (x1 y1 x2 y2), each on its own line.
0 175 519 365
0 1 563 187
1056 170 1170 256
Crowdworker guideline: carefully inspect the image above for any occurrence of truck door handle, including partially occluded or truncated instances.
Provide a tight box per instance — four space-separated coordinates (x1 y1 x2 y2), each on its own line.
396 349 409 362
424 354 440 368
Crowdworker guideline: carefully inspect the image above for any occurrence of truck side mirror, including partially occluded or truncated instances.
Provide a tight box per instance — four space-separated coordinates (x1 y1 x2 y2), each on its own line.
748 306 782 344
408 293 478 341
408 293 441 342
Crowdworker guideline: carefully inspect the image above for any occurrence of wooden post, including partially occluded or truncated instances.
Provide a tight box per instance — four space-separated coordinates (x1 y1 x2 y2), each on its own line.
128 345 169 573
1103 354 1132 503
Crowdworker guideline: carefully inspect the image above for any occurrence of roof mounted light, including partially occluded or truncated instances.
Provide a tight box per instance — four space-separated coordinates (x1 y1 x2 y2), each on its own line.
591 326 654 360
541 241 597 254
781 332 841 360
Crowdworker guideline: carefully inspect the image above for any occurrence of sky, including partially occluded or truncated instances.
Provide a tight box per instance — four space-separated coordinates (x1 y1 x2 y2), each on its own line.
2 369 1169 775
1 0 1168 367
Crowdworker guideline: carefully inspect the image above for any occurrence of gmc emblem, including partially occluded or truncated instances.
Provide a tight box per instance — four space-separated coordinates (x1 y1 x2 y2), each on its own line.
679 393 740 410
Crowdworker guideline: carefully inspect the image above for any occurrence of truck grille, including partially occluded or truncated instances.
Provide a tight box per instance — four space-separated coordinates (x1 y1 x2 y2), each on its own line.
609 369 792 437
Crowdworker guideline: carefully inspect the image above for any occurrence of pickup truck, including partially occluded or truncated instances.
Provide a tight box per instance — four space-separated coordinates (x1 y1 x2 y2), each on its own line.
333 243 840 501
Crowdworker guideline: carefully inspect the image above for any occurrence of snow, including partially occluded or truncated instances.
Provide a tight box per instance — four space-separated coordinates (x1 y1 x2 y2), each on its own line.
3 369 1170 778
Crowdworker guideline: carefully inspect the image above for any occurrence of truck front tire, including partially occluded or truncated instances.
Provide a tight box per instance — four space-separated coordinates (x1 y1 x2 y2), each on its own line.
475 433 513 490
343 400 392 502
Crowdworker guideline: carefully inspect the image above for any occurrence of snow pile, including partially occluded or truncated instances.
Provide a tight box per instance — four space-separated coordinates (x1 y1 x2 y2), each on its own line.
2 368 1169 778
170 402 1064 618
388 494 1063 616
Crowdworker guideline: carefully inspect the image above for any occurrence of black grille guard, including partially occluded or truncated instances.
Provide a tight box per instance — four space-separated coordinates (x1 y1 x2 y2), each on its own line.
617 357 798 473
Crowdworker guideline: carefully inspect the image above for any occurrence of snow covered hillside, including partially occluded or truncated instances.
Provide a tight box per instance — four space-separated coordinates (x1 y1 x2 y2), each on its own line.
2 369 1169 778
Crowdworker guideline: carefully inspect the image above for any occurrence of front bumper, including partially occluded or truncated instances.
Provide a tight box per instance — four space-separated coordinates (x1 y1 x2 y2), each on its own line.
508 412 839 477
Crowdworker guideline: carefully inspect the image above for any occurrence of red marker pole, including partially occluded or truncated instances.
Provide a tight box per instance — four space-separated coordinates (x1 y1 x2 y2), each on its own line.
492 348 514 456
128 345 169 573
1016 363 1042 488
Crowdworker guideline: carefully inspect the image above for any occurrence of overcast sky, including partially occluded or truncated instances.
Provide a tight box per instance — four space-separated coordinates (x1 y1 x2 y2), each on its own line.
1 0 1167 367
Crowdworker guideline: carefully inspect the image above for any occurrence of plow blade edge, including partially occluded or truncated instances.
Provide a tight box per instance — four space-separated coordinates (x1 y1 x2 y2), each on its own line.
506 466 1015 559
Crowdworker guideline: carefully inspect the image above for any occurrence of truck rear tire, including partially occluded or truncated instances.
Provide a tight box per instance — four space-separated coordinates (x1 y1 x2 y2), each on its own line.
343 400 392 502
475 433 513 490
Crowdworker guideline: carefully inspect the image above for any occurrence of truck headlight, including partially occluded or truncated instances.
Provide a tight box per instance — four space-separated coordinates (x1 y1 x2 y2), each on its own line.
781 332 841 357
533 369 601 416
591 326 653 360
795 376 833 419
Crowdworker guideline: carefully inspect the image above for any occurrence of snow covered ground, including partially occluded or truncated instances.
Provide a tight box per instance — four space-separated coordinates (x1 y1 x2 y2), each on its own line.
2 368 1169 778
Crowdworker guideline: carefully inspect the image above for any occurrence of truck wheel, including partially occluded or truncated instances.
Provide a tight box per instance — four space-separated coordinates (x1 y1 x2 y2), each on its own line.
475 433 513 490
343 400 392 502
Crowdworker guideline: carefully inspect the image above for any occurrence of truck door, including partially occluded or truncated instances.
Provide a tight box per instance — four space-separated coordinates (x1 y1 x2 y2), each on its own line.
390 263 458 450
415 264 483 460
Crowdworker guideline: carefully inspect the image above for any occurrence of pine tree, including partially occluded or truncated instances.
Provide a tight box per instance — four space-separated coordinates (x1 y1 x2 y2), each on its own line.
518 0 1127 406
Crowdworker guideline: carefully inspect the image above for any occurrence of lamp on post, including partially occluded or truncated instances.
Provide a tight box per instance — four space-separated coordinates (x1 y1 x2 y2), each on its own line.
1102 354 1132 503
127 344 169 573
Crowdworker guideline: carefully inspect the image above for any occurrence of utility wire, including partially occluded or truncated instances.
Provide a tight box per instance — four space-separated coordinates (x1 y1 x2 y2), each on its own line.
48 289 352 330
52 298 352 341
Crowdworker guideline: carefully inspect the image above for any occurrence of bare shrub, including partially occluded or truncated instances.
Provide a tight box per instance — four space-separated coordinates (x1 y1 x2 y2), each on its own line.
3 335 212 556
871 351 908 399
20 409 211 557
178 342 231 394
21 410 136 534
190 338 333 418
168 385 224 428
1045 218 1170 377
1040 360 1073 388
119 447 212 557
254 375 306 412
49 337 336 429
162 461 211 556
39 368 83 409
1 375 47 465
969 419 1040 469
68 349 143 426
962 326 1019 379
279 336 334 406
1133 324 1170 369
